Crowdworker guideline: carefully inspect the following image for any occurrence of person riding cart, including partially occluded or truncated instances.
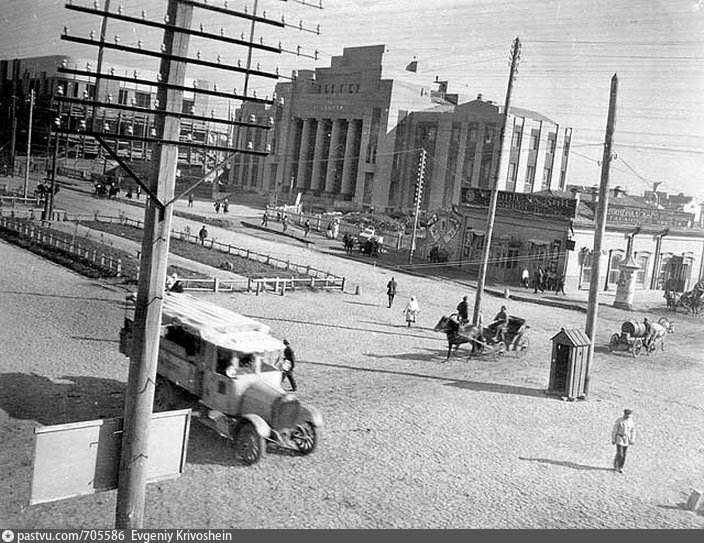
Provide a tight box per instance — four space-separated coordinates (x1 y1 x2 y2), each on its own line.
491 305 509 344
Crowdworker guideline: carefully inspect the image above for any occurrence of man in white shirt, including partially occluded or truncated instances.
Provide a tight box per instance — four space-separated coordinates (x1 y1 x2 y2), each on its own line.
611 409 636 473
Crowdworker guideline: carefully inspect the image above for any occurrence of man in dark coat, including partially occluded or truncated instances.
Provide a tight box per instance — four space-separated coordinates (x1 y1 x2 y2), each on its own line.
386 277 398 308
282 339 297 391
456 296 469 324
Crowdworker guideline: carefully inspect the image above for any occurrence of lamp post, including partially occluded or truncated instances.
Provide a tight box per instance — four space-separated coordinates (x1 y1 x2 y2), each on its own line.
23 89 35 199
45 113 61 221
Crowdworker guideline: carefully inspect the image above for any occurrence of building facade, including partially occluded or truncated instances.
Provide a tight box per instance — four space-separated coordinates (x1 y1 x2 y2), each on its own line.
419 187 704 293
0 55 226 170
390 99 572 212
227 44 573 213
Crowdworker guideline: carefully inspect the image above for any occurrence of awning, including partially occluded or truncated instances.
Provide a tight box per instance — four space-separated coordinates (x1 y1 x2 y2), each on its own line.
528 239 549 245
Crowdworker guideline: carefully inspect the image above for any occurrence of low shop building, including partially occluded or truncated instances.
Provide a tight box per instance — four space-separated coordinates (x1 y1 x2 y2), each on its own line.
417 187 704 293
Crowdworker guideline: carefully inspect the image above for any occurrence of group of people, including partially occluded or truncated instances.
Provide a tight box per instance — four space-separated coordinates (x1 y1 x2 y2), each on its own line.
386 277 420 326
524 266 566 296
213 198 229 214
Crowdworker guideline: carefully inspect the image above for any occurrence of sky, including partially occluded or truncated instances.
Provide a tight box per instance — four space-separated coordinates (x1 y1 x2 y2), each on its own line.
2 0 704 200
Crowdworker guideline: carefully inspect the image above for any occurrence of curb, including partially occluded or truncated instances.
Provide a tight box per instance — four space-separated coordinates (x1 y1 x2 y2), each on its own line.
240 220 314 246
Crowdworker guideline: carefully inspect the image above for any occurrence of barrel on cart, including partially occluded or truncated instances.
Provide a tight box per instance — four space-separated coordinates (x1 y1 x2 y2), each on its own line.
609 319 648 357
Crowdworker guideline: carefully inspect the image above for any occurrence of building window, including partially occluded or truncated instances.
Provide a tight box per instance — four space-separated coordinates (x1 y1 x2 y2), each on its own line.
559 170 566 190
118 89 128 105
506 162 517 191
530 133 539 150
608 251 624 284
468 124 478 143
182 99 194 114
511 129 522 148
542 167 552 189
484 124 495 144
636 252 650 286
525 165 535 192
135 91 150 108
479 155 493 187
548 133 556 154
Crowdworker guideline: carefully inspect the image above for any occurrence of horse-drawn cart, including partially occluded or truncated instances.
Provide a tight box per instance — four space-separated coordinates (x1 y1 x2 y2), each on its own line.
483 316 530 357
609 318 674 357
435 314 529 360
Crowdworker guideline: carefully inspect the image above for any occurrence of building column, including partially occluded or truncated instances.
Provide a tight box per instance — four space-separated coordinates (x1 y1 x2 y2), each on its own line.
279 117 301 193
340 119 359 195
324 118 344 193
296 118 313 189
354 115 372 203
309 118 328 191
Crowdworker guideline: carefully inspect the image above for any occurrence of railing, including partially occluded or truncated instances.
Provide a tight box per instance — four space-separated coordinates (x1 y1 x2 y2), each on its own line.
84 214 346 291
0 211 348 293
0 216 123 276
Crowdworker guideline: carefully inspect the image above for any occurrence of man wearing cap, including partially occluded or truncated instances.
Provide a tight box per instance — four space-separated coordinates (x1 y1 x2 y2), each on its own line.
281 339 297 391
611 409 636 472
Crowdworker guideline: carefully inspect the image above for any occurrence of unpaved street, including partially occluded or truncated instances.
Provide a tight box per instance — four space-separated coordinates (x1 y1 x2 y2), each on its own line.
1 212 703 528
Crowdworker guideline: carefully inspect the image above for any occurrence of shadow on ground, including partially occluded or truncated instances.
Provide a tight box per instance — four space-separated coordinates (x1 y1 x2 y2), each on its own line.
304 360 548 399
518 456 614 472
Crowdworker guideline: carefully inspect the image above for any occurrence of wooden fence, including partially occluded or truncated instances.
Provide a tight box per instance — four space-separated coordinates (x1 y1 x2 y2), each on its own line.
0 216 123 276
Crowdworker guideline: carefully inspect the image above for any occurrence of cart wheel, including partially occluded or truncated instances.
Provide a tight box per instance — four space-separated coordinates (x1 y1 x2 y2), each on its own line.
516 337 529 357
609 333 620 352
233 422 264 465
291 422 319 455
632 339 643 358
154 375 176 412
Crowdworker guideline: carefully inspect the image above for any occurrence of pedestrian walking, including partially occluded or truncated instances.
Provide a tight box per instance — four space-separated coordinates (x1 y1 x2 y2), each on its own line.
521 268 530 288
456 296 469 324
198 225 208 246
188 193 194 207
386 277 397 308
262 210 269 227
533 266 545 293
403 296 420 327
214 201 220 214
223 198 229 214
555 274 566 296
282 214 288 233
135 186 141 200
281 339 297 391
611 409 636 473
304 219 311 237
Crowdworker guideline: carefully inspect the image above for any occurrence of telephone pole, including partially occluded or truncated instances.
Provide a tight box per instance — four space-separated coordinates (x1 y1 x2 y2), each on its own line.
23 89 35 198
583 73 618 398
472 37 521 326
409 148 427 265
10 93 17 176
115 0 191 528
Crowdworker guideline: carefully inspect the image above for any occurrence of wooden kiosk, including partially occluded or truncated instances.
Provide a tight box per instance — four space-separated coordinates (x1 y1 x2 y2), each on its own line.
548 328 591 400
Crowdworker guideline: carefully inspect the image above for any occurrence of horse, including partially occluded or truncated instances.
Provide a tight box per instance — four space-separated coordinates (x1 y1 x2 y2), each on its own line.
646 317 675 353
434 314 484 360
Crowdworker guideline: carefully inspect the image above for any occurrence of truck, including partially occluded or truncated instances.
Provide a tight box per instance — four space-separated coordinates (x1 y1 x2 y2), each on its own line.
118 293 323 465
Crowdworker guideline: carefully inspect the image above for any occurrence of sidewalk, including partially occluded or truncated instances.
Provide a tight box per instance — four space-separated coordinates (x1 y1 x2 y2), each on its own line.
40 174 669 314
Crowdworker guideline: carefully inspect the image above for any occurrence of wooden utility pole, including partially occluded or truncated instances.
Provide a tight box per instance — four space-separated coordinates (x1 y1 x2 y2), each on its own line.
409 148 427 265
10 92 17 176
472 37 521 326
583 73 618 397
23 89 35 198
115 0 192 529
